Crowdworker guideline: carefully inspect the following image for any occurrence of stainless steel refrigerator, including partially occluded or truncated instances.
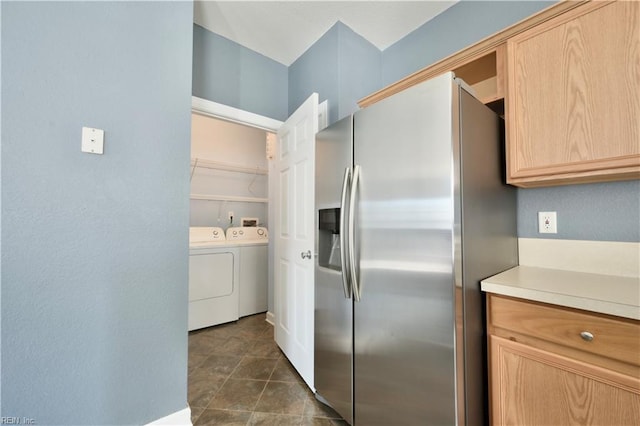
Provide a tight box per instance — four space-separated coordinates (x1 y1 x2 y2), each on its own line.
314 72 518 425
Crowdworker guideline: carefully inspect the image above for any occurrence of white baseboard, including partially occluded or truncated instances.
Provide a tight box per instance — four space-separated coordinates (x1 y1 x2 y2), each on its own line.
146 407 191 426
266 311 275 325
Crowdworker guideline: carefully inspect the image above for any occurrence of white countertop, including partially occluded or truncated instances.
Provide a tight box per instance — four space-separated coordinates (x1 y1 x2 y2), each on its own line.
481 266 640 320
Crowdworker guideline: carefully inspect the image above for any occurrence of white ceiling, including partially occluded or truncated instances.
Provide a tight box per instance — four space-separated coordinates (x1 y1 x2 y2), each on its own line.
194 1 458 66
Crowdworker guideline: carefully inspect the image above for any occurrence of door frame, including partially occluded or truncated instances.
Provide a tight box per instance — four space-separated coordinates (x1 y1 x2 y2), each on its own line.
192 96 283 132
191 96 282 324
192 96 327 132
190 96 328 326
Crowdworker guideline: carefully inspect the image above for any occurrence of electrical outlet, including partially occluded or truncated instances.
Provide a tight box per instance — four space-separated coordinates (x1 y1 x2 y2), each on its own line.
538 211 557 234
228 211 234 221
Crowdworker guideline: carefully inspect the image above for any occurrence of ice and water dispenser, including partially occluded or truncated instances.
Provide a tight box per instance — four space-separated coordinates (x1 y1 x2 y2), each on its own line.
318 208 341 270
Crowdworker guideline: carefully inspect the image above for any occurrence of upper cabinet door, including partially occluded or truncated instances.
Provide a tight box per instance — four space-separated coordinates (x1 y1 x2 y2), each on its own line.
506 1 640 187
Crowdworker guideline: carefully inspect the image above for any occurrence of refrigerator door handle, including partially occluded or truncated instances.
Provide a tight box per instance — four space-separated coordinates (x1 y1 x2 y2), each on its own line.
349 165 361 302
339 167 351 299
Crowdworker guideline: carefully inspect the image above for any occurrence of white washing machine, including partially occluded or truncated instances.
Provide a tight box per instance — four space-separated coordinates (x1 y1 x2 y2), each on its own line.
188 227 239 331
226 227 269 317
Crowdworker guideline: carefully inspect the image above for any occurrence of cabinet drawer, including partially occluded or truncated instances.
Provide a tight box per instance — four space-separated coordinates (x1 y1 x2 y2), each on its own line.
488 295 640 367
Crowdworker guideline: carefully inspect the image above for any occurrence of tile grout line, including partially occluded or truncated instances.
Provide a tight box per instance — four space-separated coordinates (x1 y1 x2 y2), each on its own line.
249 353 279 413
246 322 277 426
191 314 343 425
197 342 248 418
196 322 277 426
188 334 236 424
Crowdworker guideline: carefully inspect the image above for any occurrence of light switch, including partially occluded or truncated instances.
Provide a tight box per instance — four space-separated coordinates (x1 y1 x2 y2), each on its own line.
81 127 104 154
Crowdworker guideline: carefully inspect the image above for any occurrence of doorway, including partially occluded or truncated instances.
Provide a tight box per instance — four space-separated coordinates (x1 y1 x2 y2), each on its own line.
189 100 279 319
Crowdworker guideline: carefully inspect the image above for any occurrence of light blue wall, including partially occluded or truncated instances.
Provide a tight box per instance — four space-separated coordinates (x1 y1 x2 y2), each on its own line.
0 1 3 412
193 24 289 121
517 181 640 242
289 22 381 125
381 1 555 86
289 23 341 123
2 2 192 423
285 2 552 125
338 24 382 124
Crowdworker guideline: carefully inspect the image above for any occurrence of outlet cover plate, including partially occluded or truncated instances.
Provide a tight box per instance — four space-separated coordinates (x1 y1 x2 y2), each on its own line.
81 127 104 154
538 211 558 234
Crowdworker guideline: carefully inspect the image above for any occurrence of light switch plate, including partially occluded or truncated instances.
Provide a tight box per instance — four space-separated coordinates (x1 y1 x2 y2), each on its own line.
81 127 104 154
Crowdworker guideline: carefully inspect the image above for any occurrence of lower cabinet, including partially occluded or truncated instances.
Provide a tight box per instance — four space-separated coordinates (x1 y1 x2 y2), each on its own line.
487 294 640 425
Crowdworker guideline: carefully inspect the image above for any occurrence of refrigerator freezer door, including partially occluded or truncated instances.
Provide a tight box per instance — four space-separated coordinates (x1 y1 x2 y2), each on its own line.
353 73 457 425
314 116 354 425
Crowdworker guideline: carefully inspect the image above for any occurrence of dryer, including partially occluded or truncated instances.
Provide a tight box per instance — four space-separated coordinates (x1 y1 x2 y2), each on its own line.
188 227 239 330
226 227 269 317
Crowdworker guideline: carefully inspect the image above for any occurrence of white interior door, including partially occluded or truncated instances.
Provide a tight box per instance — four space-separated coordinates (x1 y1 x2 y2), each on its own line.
274 93 318 390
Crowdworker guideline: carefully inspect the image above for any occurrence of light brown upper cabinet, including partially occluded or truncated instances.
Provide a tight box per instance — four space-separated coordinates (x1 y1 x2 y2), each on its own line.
506 1 640 187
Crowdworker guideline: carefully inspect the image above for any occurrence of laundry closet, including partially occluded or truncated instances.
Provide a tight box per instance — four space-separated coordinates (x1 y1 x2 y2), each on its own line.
188 113 272 330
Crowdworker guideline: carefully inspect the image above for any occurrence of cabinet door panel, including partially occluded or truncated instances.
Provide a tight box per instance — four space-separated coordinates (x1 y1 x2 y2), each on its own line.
507 1 640 186
490 335 640 426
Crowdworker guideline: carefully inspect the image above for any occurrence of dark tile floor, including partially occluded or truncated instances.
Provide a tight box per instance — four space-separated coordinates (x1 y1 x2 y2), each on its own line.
188 313 348 425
